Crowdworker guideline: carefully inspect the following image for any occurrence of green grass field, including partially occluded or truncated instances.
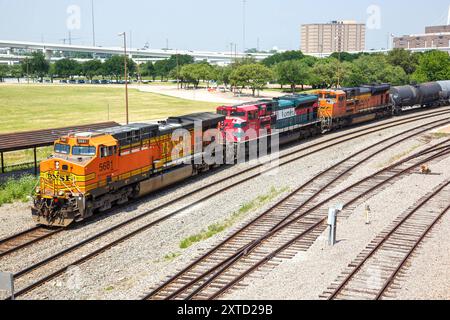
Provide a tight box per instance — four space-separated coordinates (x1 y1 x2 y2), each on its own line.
0 84 218 168
0 84 218 134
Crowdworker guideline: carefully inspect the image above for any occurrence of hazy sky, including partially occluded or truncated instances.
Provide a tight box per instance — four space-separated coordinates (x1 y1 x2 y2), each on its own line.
0 0 449 52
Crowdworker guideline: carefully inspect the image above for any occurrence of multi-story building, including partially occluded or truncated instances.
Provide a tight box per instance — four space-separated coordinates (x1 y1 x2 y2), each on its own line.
301 20 366 55
394 25 450 49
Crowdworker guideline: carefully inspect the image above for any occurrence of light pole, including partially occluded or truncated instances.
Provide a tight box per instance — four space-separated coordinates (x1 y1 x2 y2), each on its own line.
91 0 96 46
118 32 129 125
335 35 342 88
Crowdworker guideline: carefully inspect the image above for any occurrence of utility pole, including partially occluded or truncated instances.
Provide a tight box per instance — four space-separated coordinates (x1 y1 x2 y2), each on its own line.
26 57 30 84
91 0 96 46
447 4 450 25
242 0 247 53
230 42 234 63
130 30 133 50
176 49 180 90
118 32 129 125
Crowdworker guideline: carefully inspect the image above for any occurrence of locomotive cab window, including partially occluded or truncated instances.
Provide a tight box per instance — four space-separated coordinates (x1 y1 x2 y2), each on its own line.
234 122 248 128
231 111 246 117
72 146 96 156
217 110 229 116
100 146 116 158
54 143 70 155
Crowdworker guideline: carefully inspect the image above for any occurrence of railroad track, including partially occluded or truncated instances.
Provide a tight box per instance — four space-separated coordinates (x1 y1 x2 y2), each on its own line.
3 110 450 299
2 108 448 262
322 180 450 300
2 108 449 260
0 226 62 258
143 141 450 300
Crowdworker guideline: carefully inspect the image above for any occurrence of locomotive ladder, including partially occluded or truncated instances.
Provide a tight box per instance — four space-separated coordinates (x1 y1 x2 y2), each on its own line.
320 116 333 132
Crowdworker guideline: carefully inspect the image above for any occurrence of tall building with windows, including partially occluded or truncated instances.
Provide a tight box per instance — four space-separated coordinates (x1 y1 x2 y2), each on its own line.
301 21 366 55
394 25 450 49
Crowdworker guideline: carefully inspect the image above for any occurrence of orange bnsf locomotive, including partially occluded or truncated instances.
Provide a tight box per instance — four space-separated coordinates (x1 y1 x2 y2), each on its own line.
316 84 392 131
32 113 224 227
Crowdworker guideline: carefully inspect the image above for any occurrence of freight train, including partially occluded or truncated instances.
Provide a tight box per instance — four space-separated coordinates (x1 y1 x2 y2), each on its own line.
391 81 450 113
32 80 450 227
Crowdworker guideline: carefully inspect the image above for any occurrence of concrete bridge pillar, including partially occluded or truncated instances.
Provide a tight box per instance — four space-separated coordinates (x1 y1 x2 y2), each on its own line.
43 48 52 60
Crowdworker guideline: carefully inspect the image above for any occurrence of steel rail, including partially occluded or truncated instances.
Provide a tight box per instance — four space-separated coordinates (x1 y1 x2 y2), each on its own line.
5 112 450 299
149 127 450 300
205 148 450 300
144 141 450 300
5 104 446 258
0 227 63 259
326 181 450 300
7 110 448 264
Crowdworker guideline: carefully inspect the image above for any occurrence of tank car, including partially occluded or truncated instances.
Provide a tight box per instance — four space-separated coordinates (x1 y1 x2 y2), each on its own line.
390 85 419 112
437 80 450 105
417 82 442 107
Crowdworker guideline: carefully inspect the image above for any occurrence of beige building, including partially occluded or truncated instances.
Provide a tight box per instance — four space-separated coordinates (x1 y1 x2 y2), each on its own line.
394 25 450 49
301 21 366 55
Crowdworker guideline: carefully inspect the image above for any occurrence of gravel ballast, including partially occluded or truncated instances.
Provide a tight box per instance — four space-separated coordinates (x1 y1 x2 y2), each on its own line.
0 109 448 300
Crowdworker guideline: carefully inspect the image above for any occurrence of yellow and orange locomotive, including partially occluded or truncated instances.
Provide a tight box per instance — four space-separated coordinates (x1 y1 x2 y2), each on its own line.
32 113 224 227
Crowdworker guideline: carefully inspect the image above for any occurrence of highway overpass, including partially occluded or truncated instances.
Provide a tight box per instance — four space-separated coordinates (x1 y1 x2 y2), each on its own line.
0 40 272 65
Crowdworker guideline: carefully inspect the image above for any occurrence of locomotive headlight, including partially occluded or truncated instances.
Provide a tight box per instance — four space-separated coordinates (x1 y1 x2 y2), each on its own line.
55 161 60 170
58 191 65 196
35 187 40 194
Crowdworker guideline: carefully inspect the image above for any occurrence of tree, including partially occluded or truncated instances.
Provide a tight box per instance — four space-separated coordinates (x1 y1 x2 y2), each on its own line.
10 64 23 83
103 55 136 80
48 63 57 83
154 60 170 81
215 65 233 89
166 54 194 72
231 57 257 68
346 55 407 86
274 60 311 92
54 58 81 79
329 52 361 62
412 50 450 82
309 58 340 88
262 50 305 67
82 59 103 80
386 48 419 75
179 63 214 89
0 64 9 82
25 51 50 81
230 64 273 96
141 61 157 80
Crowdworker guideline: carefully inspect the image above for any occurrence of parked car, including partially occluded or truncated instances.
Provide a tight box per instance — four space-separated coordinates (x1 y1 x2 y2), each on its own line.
100 79 110 84
68 79 76 84
60 80 68 84
77 79 86 84
91 79 100 84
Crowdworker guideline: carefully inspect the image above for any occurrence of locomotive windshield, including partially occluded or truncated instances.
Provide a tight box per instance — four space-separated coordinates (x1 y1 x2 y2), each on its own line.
231 111 246 117
72 146 96 156
217 110 229 116
233 122 248 128
54 143 70 155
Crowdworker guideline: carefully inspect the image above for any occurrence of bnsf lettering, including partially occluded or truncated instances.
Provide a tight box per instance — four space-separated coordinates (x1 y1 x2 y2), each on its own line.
46 173 71 182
